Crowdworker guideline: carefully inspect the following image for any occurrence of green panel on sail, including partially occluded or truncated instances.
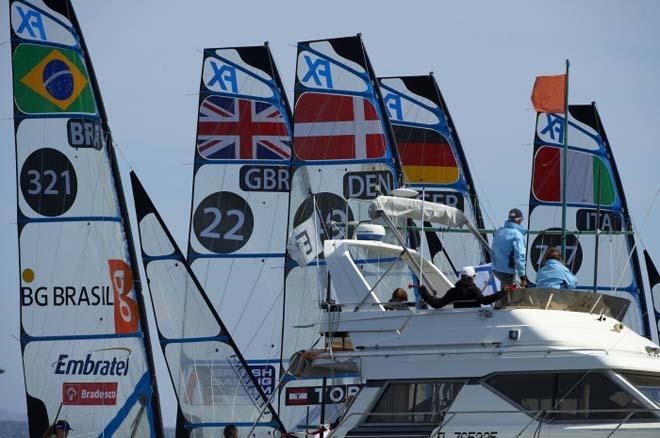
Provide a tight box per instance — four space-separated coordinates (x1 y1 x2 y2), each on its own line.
185 45 292 433
132 173 286 437
527 105 650 338
281 35 401 432
378 74 490 283
10 0 163 436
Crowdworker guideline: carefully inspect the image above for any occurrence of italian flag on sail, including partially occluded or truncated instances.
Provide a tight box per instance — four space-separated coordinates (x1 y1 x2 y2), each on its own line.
532 146 615 205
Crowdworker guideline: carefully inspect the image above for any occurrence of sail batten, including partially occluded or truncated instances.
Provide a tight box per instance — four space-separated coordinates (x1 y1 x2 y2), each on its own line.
11 1 162 435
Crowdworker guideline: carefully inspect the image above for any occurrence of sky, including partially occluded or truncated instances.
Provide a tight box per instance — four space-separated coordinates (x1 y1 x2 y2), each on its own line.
1 0 660 427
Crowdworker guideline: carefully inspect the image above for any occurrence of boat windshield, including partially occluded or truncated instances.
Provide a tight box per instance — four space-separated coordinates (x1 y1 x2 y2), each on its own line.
621 373 660 408
347 245 411 305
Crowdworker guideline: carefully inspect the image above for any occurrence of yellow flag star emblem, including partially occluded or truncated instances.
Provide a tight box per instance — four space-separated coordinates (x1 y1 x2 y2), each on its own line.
20 48 89 110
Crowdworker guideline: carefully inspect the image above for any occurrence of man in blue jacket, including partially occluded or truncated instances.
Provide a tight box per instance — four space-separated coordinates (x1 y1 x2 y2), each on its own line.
536 248 578 289
491 208 528 287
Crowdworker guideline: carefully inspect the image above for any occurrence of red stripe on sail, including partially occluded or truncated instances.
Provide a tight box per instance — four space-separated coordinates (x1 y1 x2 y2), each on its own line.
295 135 356 160
398 142 457 167
294 93 355 123
533 146 561 202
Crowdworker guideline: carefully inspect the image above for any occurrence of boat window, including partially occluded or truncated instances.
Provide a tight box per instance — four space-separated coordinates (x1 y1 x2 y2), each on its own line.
485 372 653 421
366 381 464 424
348 246 411 304
621 372 660 407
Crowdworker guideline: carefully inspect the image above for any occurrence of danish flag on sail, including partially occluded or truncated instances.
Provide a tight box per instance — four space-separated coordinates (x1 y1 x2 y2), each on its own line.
196 95 290 160
294 92 386 160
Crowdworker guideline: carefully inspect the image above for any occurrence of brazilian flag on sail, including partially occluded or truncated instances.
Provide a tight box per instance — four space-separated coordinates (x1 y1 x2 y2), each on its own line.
13 43 96 114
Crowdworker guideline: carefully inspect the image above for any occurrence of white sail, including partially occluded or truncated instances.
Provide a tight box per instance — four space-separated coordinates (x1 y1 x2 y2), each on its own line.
281 35 401 432
527 104 650 337
11 0 163 435
132 173 286 437
185 45 293 433
378 75 490 279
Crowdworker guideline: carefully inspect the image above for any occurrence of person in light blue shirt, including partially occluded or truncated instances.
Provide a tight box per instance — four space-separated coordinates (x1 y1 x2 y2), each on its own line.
491 208 528 287
536 247 578 289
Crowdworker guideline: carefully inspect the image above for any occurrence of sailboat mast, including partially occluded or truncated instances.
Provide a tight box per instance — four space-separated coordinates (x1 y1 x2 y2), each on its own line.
360 34 404 184
593 165 602 292
430 72 490 261
67 3 164 433
561 59 570 260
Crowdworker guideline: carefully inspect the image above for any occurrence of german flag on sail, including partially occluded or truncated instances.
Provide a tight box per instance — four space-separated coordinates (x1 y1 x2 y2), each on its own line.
392 125 459 184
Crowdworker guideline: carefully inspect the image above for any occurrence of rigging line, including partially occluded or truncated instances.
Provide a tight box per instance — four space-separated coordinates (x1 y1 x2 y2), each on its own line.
193 69 281 322
242 286 286 359
603 183 660 353
459 143 497 229
612 181 660 294
112 141 134 171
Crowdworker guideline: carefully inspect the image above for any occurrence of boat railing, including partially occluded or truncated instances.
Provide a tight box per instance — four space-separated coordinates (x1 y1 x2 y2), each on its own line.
496 287 630 322
332 288 630 322
336 407 660 437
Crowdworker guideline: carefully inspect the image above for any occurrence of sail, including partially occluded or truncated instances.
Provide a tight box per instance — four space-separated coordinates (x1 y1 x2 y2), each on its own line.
185 44 292 423
378 74 489 277
282 35 400 430
10 0 163 436
644 251 660 343
527 104 650 337
131 173 285 437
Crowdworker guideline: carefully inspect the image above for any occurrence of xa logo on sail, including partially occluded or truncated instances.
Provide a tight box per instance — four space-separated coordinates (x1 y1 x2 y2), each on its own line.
206 60 238 93
14 5 46 40
301 54 333 88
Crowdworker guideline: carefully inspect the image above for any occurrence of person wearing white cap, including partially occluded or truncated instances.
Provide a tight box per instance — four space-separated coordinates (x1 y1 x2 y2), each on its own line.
418 266 502 309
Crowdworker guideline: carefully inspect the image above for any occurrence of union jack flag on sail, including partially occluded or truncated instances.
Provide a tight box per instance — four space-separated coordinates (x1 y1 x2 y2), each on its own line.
196 95 291 160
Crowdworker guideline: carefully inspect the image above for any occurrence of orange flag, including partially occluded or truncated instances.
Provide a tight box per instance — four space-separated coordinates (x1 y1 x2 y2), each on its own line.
531 74 567 113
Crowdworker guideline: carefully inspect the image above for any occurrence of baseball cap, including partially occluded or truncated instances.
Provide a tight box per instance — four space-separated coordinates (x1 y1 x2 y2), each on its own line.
460 266 477 278
55 420 73 431
508 208 524 220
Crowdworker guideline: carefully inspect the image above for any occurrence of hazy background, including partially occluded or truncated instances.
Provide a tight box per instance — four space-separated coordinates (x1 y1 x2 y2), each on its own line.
1 0 659 427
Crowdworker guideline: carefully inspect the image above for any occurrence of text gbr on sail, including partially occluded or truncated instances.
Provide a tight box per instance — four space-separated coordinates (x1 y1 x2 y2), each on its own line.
240 165 289 192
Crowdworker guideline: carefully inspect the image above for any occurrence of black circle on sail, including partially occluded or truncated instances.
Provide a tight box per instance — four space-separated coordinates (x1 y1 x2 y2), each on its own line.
20 148 78 217
530 227 583 275
193 191 254 253
293 192 355 247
